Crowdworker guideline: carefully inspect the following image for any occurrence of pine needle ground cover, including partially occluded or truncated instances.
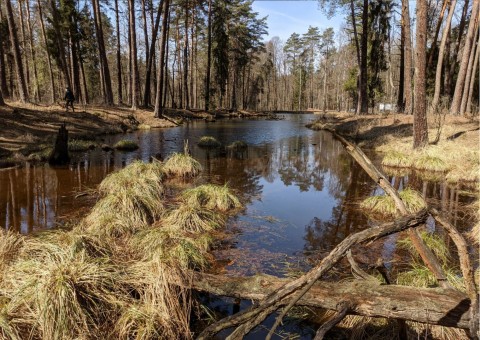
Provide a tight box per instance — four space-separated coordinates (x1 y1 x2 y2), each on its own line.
0 150 242 339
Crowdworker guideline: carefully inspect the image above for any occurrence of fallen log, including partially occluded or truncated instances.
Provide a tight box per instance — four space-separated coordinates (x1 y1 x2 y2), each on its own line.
191 272 471 330
197 210 429 339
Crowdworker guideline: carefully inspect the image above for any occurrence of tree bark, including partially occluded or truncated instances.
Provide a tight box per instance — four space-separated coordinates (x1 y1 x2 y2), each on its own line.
143 0 164 107
5 0 28 102
403 0 413 115
25 0 40 102
205 0 212 111
92 0 114 105
465 33 479 114
114 0 122 104
154 0 170 117
183 0 189 109
413 0 429 148
358 0 368 114
129 0 139 110
460 26 479 114
431 0 457 112
426 0 449 69
191 272 472 330
450 1 479 115
37 0 55 103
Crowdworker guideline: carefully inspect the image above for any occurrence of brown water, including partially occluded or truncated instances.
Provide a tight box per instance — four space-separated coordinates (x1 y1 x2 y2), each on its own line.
1 114 476 274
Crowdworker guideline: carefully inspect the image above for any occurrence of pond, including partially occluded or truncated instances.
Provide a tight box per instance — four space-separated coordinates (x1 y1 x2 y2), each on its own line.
0 114 476 337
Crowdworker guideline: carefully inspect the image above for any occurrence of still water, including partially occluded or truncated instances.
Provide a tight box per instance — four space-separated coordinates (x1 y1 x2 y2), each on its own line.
0 114 476 277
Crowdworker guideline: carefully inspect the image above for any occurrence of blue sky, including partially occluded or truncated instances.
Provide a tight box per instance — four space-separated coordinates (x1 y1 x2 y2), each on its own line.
252 0 344 42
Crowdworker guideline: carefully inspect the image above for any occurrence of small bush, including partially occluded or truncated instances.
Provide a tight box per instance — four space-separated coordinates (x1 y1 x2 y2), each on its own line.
198 136 221 148
114 140 139 151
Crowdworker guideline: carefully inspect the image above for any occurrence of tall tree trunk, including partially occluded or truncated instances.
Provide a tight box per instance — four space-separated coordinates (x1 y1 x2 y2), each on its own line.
450 1 479 114
413 0 429 149
129 0 139 109
205 0 212 111
358 0 368 114
447 0 470 97
154 0 170 117
0 88 4 105
37 0 55 103
460 26 479 114
78 41 89 104
5 0 28 102
426 0 449 69
92 0 114 105
50 0 71 90
403 0 413 115
465 33 479 114
25 0 40 102
0 9 9 98
431 0 457 111
183 0 189 109
397 13 405 112
114 0 122 104
18 0 31 94
143 0 164 107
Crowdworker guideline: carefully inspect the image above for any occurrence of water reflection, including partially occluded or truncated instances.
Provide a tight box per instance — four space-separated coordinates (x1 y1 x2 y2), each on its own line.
0 115 476 275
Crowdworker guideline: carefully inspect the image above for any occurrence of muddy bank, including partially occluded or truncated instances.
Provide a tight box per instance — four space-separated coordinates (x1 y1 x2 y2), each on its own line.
0 102 269 165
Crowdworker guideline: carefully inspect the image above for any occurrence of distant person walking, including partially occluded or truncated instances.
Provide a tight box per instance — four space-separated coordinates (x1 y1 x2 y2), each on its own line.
64 87 75 112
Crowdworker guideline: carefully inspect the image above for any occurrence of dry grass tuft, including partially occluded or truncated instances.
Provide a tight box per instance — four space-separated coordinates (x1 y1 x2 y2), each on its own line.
198 136 221 148
413 154 448 172
0 231 24 273
163 153 201 178
68 139 96 152
162 204 225 233
468 222 479 245
181 184 242 212
360 188 425 218
114 140 139 151
381 150 413 168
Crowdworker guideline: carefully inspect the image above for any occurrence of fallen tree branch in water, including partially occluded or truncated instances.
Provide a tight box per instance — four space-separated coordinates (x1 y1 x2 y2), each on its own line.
196 210 429 339
191 271 472 330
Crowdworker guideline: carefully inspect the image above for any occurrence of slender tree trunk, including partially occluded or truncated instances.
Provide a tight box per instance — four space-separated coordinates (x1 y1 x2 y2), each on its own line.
450 1 479 115
92 0 114 105
5 0 28 102
0 14 9 98
413 0 429 149
50 0 71 89
37 0 55 103
78 41 89 104
143 0 164 107
183 0 189 109
129 0 139 109
154 0 170 117
447 0 470 96
431 0 457 111
397 14 405 112
465 33 479 114
0 88 4 105
25 0 39 102
114 0 122 104
358 0 368 114
460 27 479 114
205 0 212 111
403 0 413 115
18 0 31 94
426 0 449 69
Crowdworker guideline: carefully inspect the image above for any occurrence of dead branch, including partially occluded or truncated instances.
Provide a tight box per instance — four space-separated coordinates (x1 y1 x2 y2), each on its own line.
346 250 379 282
430 208 479 339
314 301 351 339
196 210 429 339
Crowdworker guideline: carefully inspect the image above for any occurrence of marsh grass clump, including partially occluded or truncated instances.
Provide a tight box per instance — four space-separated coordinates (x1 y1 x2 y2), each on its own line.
381 165 410 178
413 154 448 172
198 136 221 148
114 140 139 151
68 139 96 152
181 184 242 212
228 140 248 150
84 161 165 237
360 188 425 218
0 231 24 272
132 225 212 269
381 150 413 168
162 204 224 233
163 153 201 178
